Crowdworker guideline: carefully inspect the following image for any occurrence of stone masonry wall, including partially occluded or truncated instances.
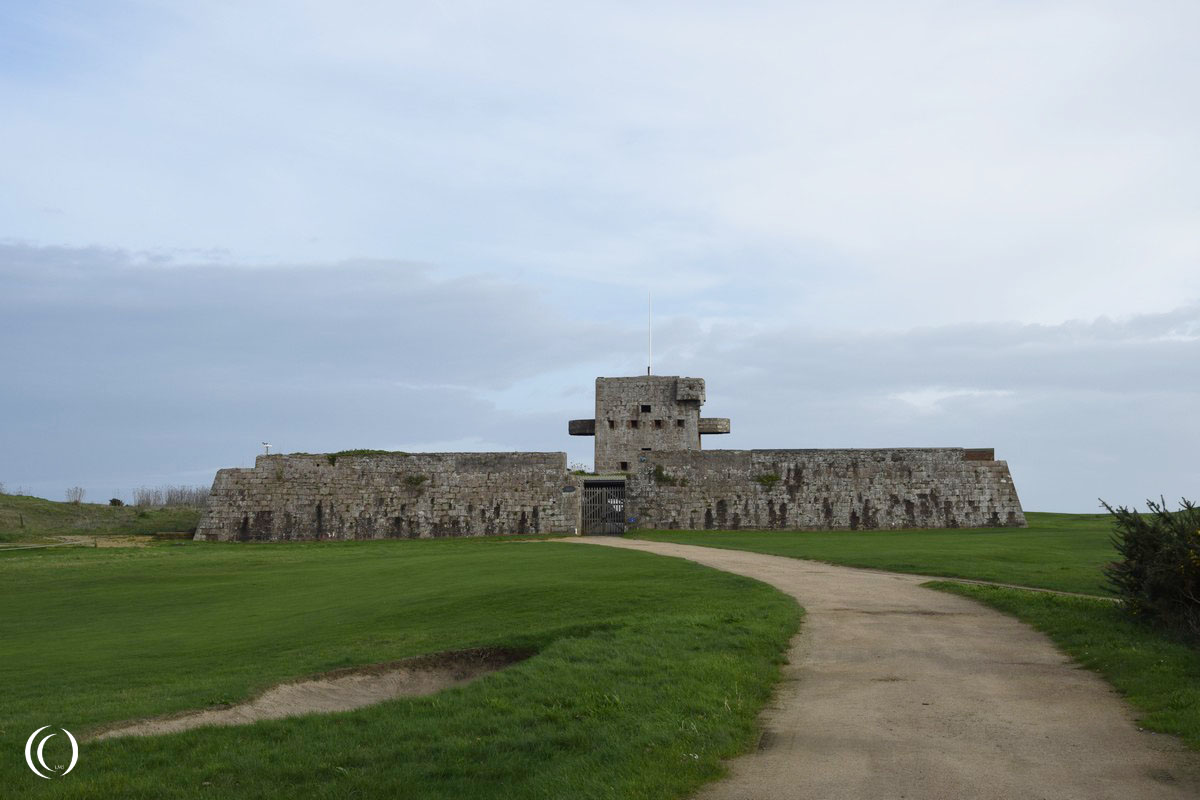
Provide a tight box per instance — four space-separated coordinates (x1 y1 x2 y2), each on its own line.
627 448 1025 530
594 376 704 473
194 452 580 541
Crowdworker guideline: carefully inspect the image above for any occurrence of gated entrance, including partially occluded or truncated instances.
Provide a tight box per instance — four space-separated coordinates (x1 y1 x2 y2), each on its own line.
581 480 626 535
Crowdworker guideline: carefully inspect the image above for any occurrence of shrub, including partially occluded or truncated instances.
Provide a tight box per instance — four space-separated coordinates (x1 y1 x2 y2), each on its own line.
133 486 163 507
1102 497 1200 640
652 464 679 486
164 485 208 507
753 473 781 489
109 498 125 506
65 486 85 504
132 485 208 508
404 474 428 488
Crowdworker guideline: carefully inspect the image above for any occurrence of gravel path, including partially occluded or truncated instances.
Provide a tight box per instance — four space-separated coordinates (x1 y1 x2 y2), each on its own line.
569 537 1200 800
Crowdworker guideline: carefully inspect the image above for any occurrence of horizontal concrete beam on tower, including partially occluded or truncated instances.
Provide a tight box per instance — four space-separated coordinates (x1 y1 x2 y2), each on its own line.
568 419 596 436
699 418 731 435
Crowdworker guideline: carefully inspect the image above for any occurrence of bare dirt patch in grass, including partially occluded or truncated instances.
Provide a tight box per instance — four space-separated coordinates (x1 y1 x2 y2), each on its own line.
92 647 531 740
59 534 155 548
0 535 159 550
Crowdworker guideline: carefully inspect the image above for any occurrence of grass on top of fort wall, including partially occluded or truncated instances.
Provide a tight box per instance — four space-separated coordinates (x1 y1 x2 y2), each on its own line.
0 537 798 800
631 512 1117 595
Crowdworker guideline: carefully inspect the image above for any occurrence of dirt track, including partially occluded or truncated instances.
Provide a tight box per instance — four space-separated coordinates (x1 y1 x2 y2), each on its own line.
570 537 1200 800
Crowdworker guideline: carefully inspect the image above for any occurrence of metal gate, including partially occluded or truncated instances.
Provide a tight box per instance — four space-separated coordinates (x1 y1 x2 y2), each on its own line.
582 480 626 535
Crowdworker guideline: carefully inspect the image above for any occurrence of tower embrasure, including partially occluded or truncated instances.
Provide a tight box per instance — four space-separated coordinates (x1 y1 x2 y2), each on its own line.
568 376 730 473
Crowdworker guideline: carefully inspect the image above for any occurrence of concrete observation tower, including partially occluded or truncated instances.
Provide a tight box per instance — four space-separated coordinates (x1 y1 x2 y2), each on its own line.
568 376 730 473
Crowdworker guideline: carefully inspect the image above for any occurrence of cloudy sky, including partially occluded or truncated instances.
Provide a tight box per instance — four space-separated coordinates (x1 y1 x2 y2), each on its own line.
2 1 1197 511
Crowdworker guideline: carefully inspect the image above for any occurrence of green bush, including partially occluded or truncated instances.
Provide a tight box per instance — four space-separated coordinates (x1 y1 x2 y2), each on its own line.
753 473 780 489
1102 497 1200 639
652 464 680 486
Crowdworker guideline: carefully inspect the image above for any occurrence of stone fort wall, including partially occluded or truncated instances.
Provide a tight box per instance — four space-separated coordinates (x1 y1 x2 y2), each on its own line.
195 447 1025 540
625 448 1025 530
194 452 581 541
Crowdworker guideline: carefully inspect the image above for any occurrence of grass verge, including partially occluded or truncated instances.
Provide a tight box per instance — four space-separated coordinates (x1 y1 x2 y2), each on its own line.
928 581 1200 749
631 511 1115 595
1 538 799 799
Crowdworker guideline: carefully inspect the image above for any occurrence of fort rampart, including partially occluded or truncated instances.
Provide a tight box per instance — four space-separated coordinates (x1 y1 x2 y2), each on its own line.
195 375 1025 540
195 452 580 541
195 446 1025 540
626 448 1025 530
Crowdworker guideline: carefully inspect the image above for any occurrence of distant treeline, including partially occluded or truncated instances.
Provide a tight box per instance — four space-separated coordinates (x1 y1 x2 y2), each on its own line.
131 485 209 508
0 483 209 508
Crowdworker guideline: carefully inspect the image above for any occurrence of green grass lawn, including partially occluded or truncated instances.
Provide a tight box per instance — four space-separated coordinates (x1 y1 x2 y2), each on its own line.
0 538 798 799
632 511 1116 595
0 494 202 544
929 582 1200 749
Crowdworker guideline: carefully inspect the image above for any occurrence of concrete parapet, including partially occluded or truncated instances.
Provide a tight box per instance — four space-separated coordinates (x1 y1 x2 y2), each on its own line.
698 418 731 435
568 419 596 436
675 378 705 403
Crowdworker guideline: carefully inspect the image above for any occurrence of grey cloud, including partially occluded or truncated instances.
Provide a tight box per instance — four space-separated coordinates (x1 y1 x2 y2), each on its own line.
2 244 1197 513
652 308 1200 512
0 244 618 500
5 3 1198 330
0 244 625 389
